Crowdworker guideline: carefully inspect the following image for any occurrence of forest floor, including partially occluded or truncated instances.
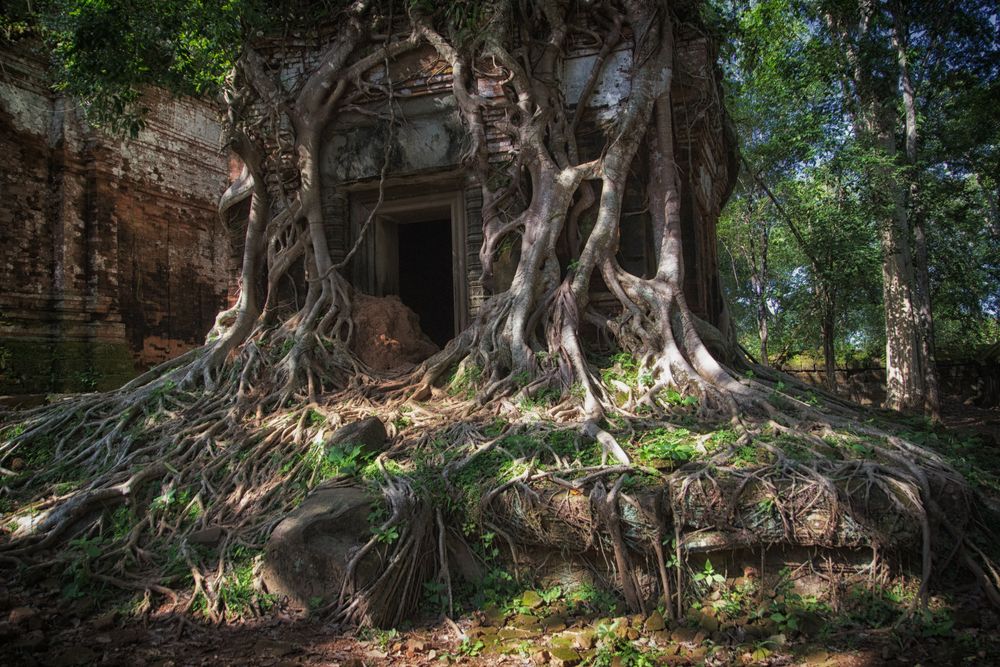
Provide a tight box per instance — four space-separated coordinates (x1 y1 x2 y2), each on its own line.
1 401 998 666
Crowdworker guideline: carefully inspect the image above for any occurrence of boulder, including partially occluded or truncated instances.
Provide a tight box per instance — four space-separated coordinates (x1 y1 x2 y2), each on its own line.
260 484 379 613
328 416 387 457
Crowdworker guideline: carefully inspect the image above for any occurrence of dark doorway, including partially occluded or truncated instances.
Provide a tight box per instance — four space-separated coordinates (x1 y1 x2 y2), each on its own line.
397 219 454 347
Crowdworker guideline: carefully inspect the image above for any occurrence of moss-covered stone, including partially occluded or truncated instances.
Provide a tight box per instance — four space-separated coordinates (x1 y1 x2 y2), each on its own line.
548 647 580 666
644 610 666 632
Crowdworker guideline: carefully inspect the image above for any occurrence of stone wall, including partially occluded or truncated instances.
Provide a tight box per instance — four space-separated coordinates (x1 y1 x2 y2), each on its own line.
0 45 233 393
782 362 1000 408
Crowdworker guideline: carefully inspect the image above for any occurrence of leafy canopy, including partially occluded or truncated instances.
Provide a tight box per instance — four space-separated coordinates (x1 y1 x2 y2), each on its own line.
7 0 492 135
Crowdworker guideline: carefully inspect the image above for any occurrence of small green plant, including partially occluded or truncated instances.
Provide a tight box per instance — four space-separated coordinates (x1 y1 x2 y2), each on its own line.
456 638 485 657
151 486 178 510
111 506 133 540
733 443 759 466
600 351 640 388
767 608 799 632
392 407 412 430
439 637 486 662
366 501 399 544
708 428 738 448
75 368 101 391
150 379 176 400
422 580 449 613
634 427 696 465
374 524 399 544
315 443 367 479
62 535 105 599
538 585 562 605
592 635 659 667
693 558 726 587
660 387 699 407
566 582 620 614
448 364 483 398
53 480 80 495
751 567 829 635
360 627 399 650
749 640 775 661
306 409 326 426
213 546 277 618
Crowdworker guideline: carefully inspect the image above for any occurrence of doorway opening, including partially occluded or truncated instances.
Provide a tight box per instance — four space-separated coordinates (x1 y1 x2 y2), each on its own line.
350 187 469 351
395 219 454 347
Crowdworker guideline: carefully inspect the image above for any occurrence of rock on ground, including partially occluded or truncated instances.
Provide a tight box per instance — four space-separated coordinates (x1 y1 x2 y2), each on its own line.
260 484 378 612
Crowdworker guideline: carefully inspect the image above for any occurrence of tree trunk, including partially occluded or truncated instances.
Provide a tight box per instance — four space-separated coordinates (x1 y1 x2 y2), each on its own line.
893 9 940 419
880 120 924 413
821 289 836 393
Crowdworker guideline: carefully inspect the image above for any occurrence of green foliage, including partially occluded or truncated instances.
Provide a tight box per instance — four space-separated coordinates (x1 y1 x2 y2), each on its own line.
901 427 1000 494
306 409 326 426
714 0 999 366
693 558 726 588
39 0 242 134
421 580 449 612
659 388 699 408
359 627 399 650
318 443 366 478
448 364 482 399
599 351 640 388
591 634 660 667
749 567 829 635
711 576 758 617
633 427 696 466
214 545 276 618
439 637 485 662
366 500 399 544
62 535 107 599
566 582 621 615
150 379 176 401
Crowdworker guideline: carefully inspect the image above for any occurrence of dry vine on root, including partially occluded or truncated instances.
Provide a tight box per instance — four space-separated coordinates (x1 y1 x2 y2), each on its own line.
2 0 999 628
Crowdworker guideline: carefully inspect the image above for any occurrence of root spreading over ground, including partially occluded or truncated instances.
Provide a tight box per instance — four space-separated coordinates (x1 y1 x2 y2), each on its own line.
1 0 999 632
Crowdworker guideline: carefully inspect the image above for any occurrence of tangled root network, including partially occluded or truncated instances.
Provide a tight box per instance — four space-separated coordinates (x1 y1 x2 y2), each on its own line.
2 0 999 628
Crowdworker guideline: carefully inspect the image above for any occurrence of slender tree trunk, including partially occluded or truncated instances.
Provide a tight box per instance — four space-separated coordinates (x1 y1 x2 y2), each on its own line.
880 120 924 413
821 288 836 393
754 199 770 366
893 10 940 419
827 6 928 414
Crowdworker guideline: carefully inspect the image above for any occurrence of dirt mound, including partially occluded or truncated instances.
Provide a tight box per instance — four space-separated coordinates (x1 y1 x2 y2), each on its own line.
350 294 439 371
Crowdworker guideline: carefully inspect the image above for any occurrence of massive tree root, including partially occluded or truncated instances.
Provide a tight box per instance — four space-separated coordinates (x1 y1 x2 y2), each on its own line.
1 0 998 628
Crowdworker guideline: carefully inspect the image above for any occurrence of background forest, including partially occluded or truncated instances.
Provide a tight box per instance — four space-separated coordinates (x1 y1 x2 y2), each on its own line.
710 0 998 377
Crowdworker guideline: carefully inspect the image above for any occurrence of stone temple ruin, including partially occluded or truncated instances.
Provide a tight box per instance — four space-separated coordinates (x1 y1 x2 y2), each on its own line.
0 16 735 394
0 44 232 394
223 23 736 370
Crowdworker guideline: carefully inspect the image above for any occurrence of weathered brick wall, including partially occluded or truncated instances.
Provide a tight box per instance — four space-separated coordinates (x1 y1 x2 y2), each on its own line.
0 45 233 393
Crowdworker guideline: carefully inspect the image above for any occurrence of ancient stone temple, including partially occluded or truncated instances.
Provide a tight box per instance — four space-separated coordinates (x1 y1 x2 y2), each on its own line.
0 45 233 393
1 16 735 391
243 20 736 355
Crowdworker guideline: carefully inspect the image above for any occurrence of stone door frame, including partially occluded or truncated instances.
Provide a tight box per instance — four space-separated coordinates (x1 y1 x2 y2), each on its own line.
348 179 469 335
